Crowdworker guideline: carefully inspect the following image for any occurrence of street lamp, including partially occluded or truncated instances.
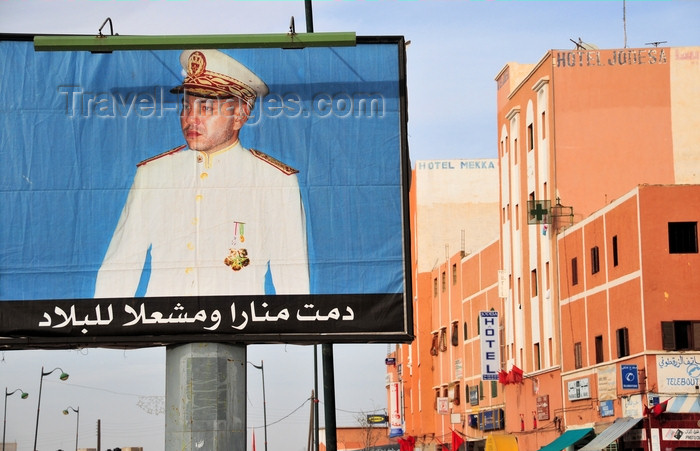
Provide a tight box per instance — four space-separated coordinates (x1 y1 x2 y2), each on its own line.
62 406 79 451
3 388 29 451
33 366 69 451
248 360 268 451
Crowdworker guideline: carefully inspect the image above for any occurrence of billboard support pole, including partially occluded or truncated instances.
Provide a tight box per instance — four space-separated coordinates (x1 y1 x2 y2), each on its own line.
305 0 314 33
322 344 337 451
165 343 247 451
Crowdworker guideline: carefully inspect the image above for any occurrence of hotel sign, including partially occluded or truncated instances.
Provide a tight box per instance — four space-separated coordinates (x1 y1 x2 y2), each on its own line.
554 48 668 68
479 311 500 381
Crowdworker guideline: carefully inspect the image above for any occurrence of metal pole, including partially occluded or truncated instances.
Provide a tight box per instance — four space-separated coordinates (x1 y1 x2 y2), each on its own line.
63 406 79 451
304 0 314 33
2 390 8 451
32 367 45 451
322 344 337 451
250 361 268 451
75 408 79 451
261 362 267 451
33 367 68 451
313 346 319 451
0 389 28 451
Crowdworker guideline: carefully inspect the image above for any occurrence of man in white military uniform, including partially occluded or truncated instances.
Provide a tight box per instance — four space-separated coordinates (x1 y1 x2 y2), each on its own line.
94 49 309 297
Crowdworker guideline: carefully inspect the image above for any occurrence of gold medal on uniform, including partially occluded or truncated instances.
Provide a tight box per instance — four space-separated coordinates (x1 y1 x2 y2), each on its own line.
224 221 249 271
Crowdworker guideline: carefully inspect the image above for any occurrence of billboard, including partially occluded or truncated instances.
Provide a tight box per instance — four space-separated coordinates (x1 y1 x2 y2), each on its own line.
0 35 412 348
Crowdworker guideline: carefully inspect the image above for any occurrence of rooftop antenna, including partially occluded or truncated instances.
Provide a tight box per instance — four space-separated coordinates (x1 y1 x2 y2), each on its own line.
623 0 627 48
645 41 668 47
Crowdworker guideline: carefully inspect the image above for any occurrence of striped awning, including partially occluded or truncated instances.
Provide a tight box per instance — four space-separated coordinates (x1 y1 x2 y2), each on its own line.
667 395 700 413
579 417 642 451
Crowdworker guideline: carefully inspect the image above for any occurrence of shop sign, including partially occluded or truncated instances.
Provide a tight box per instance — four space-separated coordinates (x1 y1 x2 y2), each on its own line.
621 364 639 389
662 428 700 441
536 395 550 420
437 397 449 415
600 400 615 417
567 377 590 401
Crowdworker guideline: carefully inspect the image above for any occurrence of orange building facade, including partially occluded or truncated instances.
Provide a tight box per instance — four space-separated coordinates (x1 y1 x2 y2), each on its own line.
390 46 700 451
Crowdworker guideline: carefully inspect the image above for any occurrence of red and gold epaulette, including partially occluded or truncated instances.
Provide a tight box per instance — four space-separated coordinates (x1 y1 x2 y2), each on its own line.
137 145 187 167
249 148 299 175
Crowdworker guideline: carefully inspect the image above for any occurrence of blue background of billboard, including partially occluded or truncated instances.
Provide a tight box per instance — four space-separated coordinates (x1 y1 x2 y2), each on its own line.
0 40 405 300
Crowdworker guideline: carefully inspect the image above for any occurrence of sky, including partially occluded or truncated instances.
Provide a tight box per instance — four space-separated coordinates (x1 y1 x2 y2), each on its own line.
1 1 699 450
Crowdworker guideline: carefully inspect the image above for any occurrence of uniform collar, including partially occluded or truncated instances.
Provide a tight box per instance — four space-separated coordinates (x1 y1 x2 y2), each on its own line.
195 140 243 168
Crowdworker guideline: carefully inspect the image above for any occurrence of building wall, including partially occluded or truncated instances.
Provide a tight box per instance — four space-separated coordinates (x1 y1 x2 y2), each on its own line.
395 46 700 451
413 160 499 273
558 184 700 436
494 46 700 450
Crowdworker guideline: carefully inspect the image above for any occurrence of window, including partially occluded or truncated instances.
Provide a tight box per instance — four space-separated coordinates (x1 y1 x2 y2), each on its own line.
669 222 698 254
441 271 446 292
452 263 457 285
612 235 619 267
453 382 461 406
514 138 518 165
591 246 600 274
616 328 630 358
541 111 546 139
433 278 438 297
527 123 534 151
574 342 582 369
439 328 447 352
491 380 498 397
662 321 700 351
571 257 579 285
434 388 440 410
531 269 538 296
534 342 541 370
479 381 484 400
430 333 439 356
451 322 459 347
463 322 468 341
595 335 604 363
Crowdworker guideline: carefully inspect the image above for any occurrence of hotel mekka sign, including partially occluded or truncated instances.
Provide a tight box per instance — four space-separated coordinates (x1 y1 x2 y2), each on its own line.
480 311 501 381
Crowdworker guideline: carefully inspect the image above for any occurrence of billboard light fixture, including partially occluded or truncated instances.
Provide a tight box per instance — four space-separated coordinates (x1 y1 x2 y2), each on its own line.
34 31 357 52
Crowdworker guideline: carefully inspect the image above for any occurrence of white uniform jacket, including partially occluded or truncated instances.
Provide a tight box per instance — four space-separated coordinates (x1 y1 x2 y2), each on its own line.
94 141 310 297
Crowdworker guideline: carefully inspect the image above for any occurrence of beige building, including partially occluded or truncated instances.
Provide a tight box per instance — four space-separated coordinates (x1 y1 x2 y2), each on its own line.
413 159 499 273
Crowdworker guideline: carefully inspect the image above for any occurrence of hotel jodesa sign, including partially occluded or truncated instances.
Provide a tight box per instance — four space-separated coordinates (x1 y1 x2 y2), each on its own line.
480 311 500 380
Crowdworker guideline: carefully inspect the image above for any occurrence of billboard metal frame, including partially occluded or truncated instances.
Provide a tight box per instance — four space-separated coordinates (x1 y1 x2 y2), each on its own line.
0 33 413 350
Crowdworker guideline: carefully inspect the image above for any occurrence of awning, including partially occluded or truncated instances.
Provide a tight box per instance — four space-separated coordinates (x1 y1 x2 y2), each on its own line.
485 434 518 451
537 427 593 451
578 417 642 451
667 395 700 413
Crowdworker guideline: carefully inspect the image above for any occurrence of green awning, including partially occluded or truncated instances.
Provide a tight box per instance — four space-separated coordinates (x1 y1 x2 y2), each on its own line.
538 428 594 451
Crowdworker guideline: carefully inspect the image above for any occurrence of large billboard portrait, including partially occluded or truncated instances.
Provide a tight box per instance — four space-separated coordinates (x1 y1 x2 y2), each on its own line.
0 35 412 348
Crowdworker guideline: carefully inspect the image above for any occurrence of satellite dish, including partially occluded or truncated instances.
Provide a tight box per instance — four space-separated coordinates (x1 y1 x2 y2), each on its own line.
570 38 599 50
